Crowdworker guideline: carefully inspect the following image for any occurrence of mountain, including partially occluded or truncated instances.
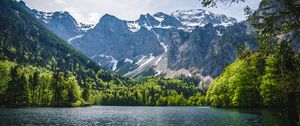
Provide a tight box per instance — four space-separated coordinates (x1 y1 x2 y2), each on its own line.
32 10 93 42
22 2 257 88
0 0 124 87
18 1 93 42
72 14 165 72
171 9 237 30
70 9 256 80
0 0 201 107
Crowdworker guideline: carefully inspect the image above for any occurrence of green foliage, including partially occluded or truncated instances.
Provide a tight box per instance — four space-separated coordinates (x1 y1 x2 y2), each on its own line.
91 76 205 106
0 0 132 107
6 65 29 106
0 60 205 107
64 74 83 107
0 61 81 107
0 61 14 105
206 55 262 107
249 0 300 41
201 0 300 123
0 0 130 92
207 43 300 112
260 55 281 106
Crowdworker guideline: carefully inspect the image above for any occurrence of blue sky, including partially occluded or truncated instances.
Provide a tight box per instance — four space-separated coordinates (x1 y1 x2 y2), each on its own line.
23 0 261 24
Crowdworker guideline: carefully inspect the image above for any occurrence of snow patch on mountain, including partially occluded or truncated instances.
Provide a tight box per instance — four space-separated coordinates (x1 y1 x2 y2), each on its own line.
35 11 59 24
31 9 93 41
68 34 84 42
77 23 94 32
143 24 153 31
139 54 155 67
100 54 118 71
127 21 141 32
124 58 134 64
171 9 237 30
154 16 164 22
136 56 146 65
160 42 168 52
155 70 162 76
154 55 163 66
217 30 222 36
218 22 234 27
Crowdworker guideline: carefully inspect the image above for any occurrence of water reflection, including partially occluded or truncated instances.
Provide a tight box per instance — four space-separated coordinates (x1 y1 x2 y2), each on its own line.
0 106 292 126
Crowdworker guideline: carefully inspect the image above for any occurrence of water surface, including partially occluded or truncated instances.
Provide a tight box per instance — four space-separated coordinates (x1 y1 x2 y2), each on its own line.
0 106 292 126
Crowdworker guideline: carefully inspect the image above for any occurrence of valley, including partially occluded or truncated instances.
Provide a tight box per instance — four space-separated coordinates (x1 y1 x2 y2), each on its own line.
0 0 299 125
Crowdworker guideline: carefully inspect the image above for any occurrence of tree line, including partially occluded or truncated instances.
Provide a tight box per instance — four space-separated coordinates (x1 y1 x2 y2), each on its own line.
0 60 206 107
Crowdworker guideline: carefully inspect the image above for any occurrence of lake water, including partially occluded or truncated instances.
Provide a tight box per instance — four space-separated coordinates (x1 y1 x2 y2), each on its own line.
0 106 293 126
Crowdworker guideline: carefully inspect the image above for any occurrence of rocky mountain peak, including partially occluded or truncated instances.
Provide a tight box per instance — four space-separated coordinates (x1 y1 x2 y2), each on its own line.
137 13 160 29
100 14 120 22
171 9 237 30
26 6 256 83
153 12 183 28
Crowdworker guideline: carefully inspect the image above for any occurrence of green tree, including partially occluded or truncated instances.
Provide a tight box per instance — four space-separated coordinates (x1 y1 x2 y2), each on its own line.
18 73 29 106
63 74 83 106
7 66 29 106
0 61 11 105
82 88 90 103
206 55 262 107
260 55 280 106
39 72 52 106
202 0 300 123
7 66 19 106
51 71 64 107
29 71 39 105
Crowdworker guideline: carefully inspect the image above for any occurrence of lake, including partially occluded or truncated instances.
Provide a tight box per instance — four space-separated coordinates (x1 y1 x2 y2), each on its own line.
0 106 293 126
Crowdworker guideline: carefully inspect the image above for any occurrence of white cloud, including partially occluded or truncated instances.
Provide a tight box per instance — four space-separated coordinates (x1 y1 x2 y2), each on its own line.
86 12 101 24
23 0 260 24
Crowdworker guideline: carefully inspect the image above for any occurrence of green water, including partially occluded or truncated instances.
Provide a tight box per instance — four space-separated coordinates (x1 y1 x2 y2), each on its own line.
0 106 293 126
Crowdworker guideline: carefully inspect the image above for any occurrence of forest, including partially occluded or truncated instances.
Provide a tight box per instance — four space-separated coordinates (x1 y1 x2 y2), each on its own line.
0 60 205 107
0 0 299 124
204 0 300 123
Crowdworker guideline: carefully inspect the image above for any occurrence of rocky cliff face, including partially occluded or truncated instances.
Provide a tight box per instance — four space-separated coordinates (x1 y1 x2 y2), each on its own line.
171 9 237 30
72 14 165 71
24 1 257 84
19 1 92 42
71 9 257 80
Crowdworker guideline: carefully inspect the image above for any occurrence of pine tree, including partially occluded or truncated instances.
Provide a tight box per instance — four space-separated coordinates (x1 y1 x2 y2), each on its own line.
7 66 19 106
29 71 39 105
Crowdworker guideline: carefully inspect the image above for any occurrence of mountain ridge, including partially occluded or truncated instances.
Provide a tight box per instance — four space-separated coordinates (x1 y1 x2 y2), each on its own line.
70 9 255 80
21 1 257 90
18 1 93 42
0 0 126 88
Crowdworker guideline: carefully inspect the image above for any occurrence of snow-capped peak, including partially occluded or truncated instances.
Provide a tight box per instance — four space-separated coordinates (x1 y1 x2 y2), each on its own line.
171 9 237 29
34 10 78 25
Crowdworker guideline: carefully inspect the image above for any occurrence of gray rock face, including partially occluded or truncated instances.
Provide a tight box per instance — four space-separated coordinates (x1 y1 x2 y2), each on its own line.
153 12 183 28
72 14 164 70
165 22 257 78
71 9 257 79
201 23 257 77
19 1 92 42
32 10 93 41
168 24 217 70
25 1 257 80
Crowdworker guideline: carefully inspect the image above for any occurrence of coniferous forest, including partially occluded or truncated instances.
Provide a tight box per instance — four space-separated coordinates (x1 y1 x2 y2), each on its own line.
0 0 300 125
0 61 203 107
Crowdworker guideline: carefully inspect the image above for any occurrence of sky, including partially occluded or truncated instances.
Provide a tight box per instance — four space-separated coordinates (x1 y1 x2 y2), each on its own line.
23 0 261 25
